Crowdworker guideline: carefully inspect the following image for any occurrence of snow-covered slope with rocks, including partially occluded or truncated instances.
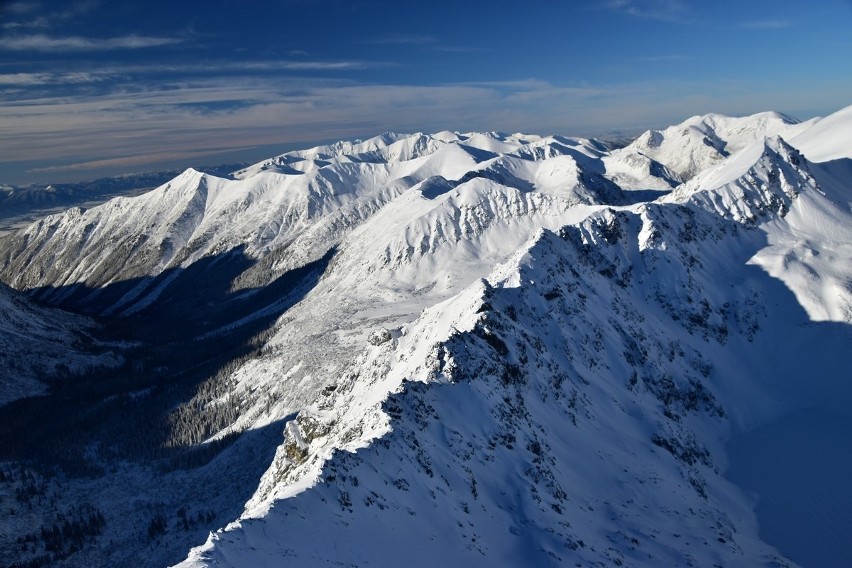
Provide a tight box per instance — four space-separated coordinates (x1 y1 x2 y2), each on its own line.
0 131 622 316
175 107 851 568
0 283 120 406
0 164 248 235
611 110 817 183
0 105 850 568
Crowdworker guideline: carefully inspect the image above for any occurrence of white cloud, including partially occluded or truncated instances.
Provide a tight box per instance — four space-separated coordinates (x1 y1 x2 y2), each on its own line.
0 33 183 51
0 74 848 182
28 149 239 174
1 17 50 30
603 0 688 22
0 73 54 86
3 1 41 14
5 60 388 79
366 34 437 45
0 72 106 85
1 0 99 30
738 20 791 29
240 60 387 71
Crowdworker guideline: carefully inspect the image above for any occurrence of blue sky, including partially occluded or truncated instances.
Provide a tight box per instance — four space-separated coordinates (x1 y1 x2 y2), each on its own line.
1 0 850 184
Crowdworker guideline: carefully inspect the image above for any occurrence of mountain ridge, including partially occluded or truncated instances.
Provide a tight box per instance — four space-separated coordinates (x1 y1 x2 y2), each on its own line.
0 105 850 568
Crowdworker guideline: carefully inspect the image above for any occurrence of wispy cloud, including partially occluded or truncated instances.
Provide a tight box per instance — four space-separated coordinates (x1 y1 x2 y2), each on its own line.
70 59 390 76
738 20 791 29
0 33 184 51
603 0 688 22
2 18 51 30
0 78 550 173
3 1 41 14
240 60 389 71
0 76 662 174
1 72 848 183
1 0 98 30
366 34 437 45
0 72 107 85
0 60 388 94
28 149 240 174
636 54 692 62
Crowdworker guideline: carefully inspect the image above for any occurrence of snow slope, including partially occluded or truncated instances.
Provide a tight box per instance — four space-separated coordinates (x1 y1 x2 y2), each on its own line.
0 132 623 317
666 123 852 324
0 282 120 406
0 105 849 568
791 104 852 162
174 108 850 567
612 110 816 182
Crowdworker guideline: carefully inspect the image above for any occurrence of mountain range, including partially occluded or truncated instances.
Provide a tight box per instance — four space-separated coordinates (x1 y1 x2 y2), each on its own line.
0 164 248 235
0 105 850 568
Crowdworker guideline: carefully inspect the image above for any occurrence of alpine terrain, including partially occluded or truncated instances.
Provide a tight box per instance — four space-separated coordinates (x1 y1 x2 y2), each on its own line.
0 105 850 568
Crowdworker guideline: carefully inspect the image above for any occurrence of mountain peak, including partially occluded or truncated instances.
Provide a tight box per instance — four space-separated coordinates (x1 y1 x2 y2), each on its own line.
616 109 814 182
668 134 817 224
1 107 850 568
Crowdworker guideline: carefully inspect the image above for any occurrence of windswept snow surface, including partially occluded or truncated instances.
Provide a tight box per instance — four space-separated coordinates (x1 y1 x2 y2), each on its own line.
791 104 852 162
0 106 850 568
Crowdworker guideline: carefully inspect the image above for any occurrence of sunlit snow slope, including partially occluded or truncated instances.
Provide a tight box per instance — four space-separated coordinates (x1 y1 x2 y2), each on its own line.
0 106 849 568
175 108 851 568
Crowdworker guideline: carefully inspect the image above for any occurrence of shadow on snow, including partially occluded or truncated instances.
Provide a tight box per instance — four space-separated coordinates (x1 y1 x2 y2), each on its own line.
0 246 335 471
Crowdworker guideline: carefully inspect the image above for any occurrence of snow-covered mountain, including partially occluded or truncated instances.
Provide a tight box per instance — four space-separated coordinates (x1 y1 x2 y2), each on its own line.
0 106 849 568
0 131 627 316
611 110 817 183
0 164 247 235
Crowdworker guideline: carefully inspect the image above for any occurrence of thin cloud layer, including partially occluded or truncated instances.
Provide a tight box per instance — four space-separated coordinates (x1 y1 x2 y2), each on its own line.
0 71 106 85
0 0 848 184
4 1 41 14
1 0 100 30
366 34 438 45
0 33 184 51
738 20 791 29
4 73 843 181
603 0 689 22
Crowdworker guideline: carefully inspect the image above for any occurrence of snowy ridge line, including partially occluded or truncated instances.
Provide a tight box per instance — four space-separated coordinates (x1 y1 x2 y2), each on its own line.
0 105 849 568
614 110 815 182
179 195 790 567
669 136 817 222
180 125 846 565
0 108 827 317
180 106 852 565
0 131 629 315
